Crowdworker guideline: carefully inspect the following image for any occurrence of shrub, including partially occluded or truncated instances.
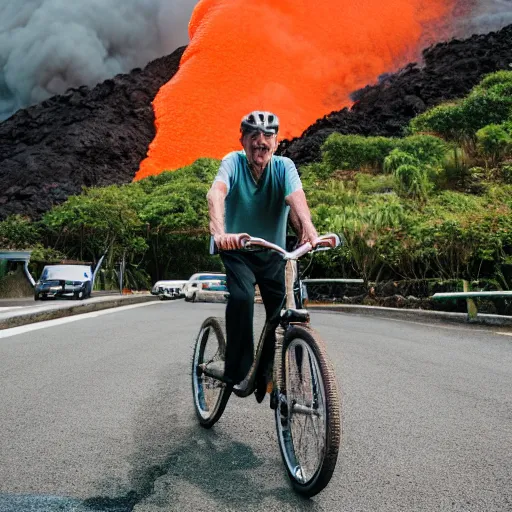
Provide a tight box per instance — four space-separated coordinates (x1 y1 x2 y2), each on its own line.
307 180 361 208
355 173 395 194
323 196 406 282
441 147 475 187
299 162 333 184
410 71 512 142
393 164 432 201
409 102 465 140
0 215 41 249
473 70 512 92
460 91 512 134
396 135 449 165
500 164 512 184
383 149 420 174
321 133 394 172
476 124 511 165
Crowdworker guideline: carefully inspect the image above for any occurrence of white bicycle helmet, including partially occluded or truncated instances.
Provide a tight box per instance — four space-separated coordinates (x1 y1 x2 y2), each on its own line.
240 111 279 134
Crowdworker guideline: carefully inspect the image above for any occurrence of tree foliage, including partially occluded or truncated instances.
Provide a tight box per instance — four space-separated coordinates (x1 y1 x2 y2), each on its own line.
410 71 512 142
0 215 40 249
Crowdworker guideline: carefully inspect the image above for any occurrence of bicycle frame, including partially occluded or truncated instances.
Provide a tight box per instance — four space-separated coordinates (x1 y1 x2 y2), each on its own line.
231 234 340 398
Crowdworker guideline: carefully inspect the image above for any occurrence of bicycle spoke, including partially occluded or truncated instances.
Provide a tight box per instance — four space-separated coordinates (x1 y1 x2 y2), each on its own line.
192 317 231 427
282 338 327 483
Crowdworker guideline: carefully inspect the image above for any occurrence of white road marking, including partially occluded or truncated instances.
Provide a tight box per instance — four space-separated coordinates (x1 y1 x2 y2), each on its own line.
0 307 23 311
0 302 160 339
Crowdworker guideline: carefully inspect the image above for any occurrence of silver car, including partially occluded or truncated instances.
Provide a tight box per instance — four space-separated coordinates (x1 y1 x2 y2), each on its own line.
151 280 188 300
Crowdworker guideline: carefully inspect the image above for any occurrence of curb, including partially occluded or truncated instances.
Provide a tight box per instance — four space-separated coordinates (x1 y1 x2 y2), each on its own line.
2 296 511 331
0 294 159 330
308 304 512 328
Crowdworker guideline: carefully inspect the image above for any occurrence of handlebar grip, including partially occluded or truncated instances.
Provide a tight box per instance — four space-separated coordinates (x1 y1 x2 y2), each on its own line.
315 233 341 250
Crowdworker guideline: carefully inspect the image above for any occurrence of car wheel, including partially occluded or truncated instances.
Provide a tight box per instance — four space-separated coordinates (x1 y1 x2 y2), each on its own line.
192 292 197 303
74 290 85 300
34 293 40 301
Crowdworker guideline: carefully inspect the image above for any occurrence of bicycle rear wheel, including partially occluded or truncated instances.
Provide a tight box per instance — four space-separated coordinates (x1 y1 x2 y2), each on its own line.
275 325 341 497
191 316 232 428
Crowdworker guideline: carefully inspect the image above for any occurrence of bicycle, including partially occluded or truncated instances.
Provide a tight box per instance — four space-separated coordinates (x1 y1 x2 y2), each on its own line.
191 234 341 497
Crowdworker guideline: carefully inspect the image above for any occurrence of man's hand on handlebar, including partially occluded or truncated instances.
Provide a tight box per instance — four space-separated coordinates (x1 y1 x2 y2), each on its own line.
299 228 320 248
214 233 250 251
214 232 340 253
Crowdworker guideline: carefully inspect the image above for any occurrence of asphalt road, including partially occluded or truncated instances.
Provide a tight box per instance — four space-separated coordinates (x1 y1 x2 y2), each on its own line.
0 301 510 512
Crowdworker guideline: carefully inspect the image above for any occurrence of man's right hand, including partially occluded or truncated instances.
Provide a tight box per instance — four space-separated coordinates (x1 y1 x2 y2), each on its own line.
214 233 250 251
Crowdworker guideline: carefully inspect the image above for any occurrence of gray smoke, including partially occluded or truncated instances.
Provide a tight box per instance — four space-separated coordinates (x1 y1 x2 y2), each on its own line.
0 0 197 120
454 0 512 37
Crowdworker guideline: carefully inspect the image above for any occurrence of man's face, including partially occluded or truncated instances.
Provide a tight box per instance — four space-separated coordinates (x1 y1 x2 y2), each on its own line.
241 130 278 170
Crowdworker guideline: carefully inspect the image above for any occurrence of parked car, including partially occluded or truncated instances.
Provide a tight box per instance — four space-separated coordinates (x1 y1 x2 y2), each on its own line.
34 265 93 301
183 272 227 302
151 280 188 300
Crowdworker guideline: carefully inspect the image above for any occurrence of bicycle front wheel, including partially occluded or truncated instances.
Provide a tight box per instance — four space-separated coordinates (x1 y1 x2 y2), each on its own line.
191 316 231 428
275 325 341 497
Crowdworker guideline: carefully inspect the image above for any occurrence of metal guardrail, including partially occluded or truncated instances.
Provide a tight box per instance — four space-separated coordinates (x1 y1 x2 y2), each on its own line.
432 281 512 320
302 279 364 284
432 291 512 299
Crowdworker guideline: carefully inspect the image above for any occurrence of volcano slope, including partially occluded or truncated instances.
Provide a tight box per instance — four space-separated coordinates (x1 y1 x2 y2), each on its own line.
278 23 512 165
0 46 185 221
1 24 512 221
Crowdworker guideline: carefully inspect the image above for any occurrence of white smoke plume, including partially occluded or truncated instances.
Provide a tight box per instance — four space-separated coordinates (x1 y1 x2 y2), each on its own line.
0 0 198 120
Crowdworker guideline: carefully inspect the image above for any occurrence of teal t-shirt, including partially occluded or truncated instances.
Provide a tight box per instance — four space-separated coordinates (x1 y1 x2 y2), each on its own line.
213 151 302 249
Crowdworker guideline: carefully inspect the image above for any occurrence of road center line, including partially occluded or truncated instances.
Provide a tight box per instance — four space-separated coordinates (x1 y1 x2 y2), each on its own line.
0 301 160 339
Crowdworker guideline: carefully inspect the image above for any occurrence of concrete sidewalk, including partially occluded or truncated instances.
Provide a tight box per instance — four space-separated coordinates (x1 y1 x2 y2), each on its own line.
0 293 158 330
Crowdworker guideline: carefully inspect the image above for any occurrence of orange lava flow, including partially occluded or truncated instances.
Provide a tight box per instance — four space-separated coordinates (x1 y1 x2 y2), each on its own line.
135 0 456 180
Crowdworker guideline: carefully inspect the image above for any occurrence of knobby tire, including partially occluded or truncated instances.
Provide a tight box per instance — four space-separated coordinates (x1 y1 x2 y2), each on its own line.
275 325 341 497
191 316 232 428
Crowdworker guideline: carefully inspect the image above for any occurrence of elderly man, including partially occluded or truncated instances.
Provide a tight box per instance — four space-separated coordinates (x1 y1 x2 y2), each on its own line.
206 110 319 401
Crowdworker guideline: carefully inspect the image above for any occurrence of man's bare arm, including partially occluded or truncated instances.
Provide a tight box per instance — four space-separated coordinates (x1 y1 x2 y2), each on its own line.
288 208 302 238
285 189 318 245
207 181 248 250
207 181 227 237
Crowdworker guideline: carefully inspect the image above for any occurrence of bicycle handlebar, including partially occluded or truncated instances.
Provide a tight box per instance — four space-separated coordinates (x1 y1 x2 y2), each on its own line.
241 233 341 260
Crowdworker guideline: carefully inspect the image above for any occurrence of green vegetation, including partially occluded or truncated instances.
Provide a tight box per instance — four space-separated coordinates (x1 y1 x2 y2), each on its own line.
1 71 512 290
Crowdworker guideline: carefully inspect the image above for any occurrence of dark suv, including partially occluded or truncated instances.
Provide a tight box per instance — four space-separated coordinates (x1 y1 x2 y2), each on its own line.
35 265 92 300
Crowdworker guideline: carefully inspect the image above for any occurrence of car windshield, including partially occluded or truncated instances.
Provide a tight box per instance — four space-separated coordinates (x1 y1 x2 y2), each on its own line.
198 275 225 280
41 265 91 281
